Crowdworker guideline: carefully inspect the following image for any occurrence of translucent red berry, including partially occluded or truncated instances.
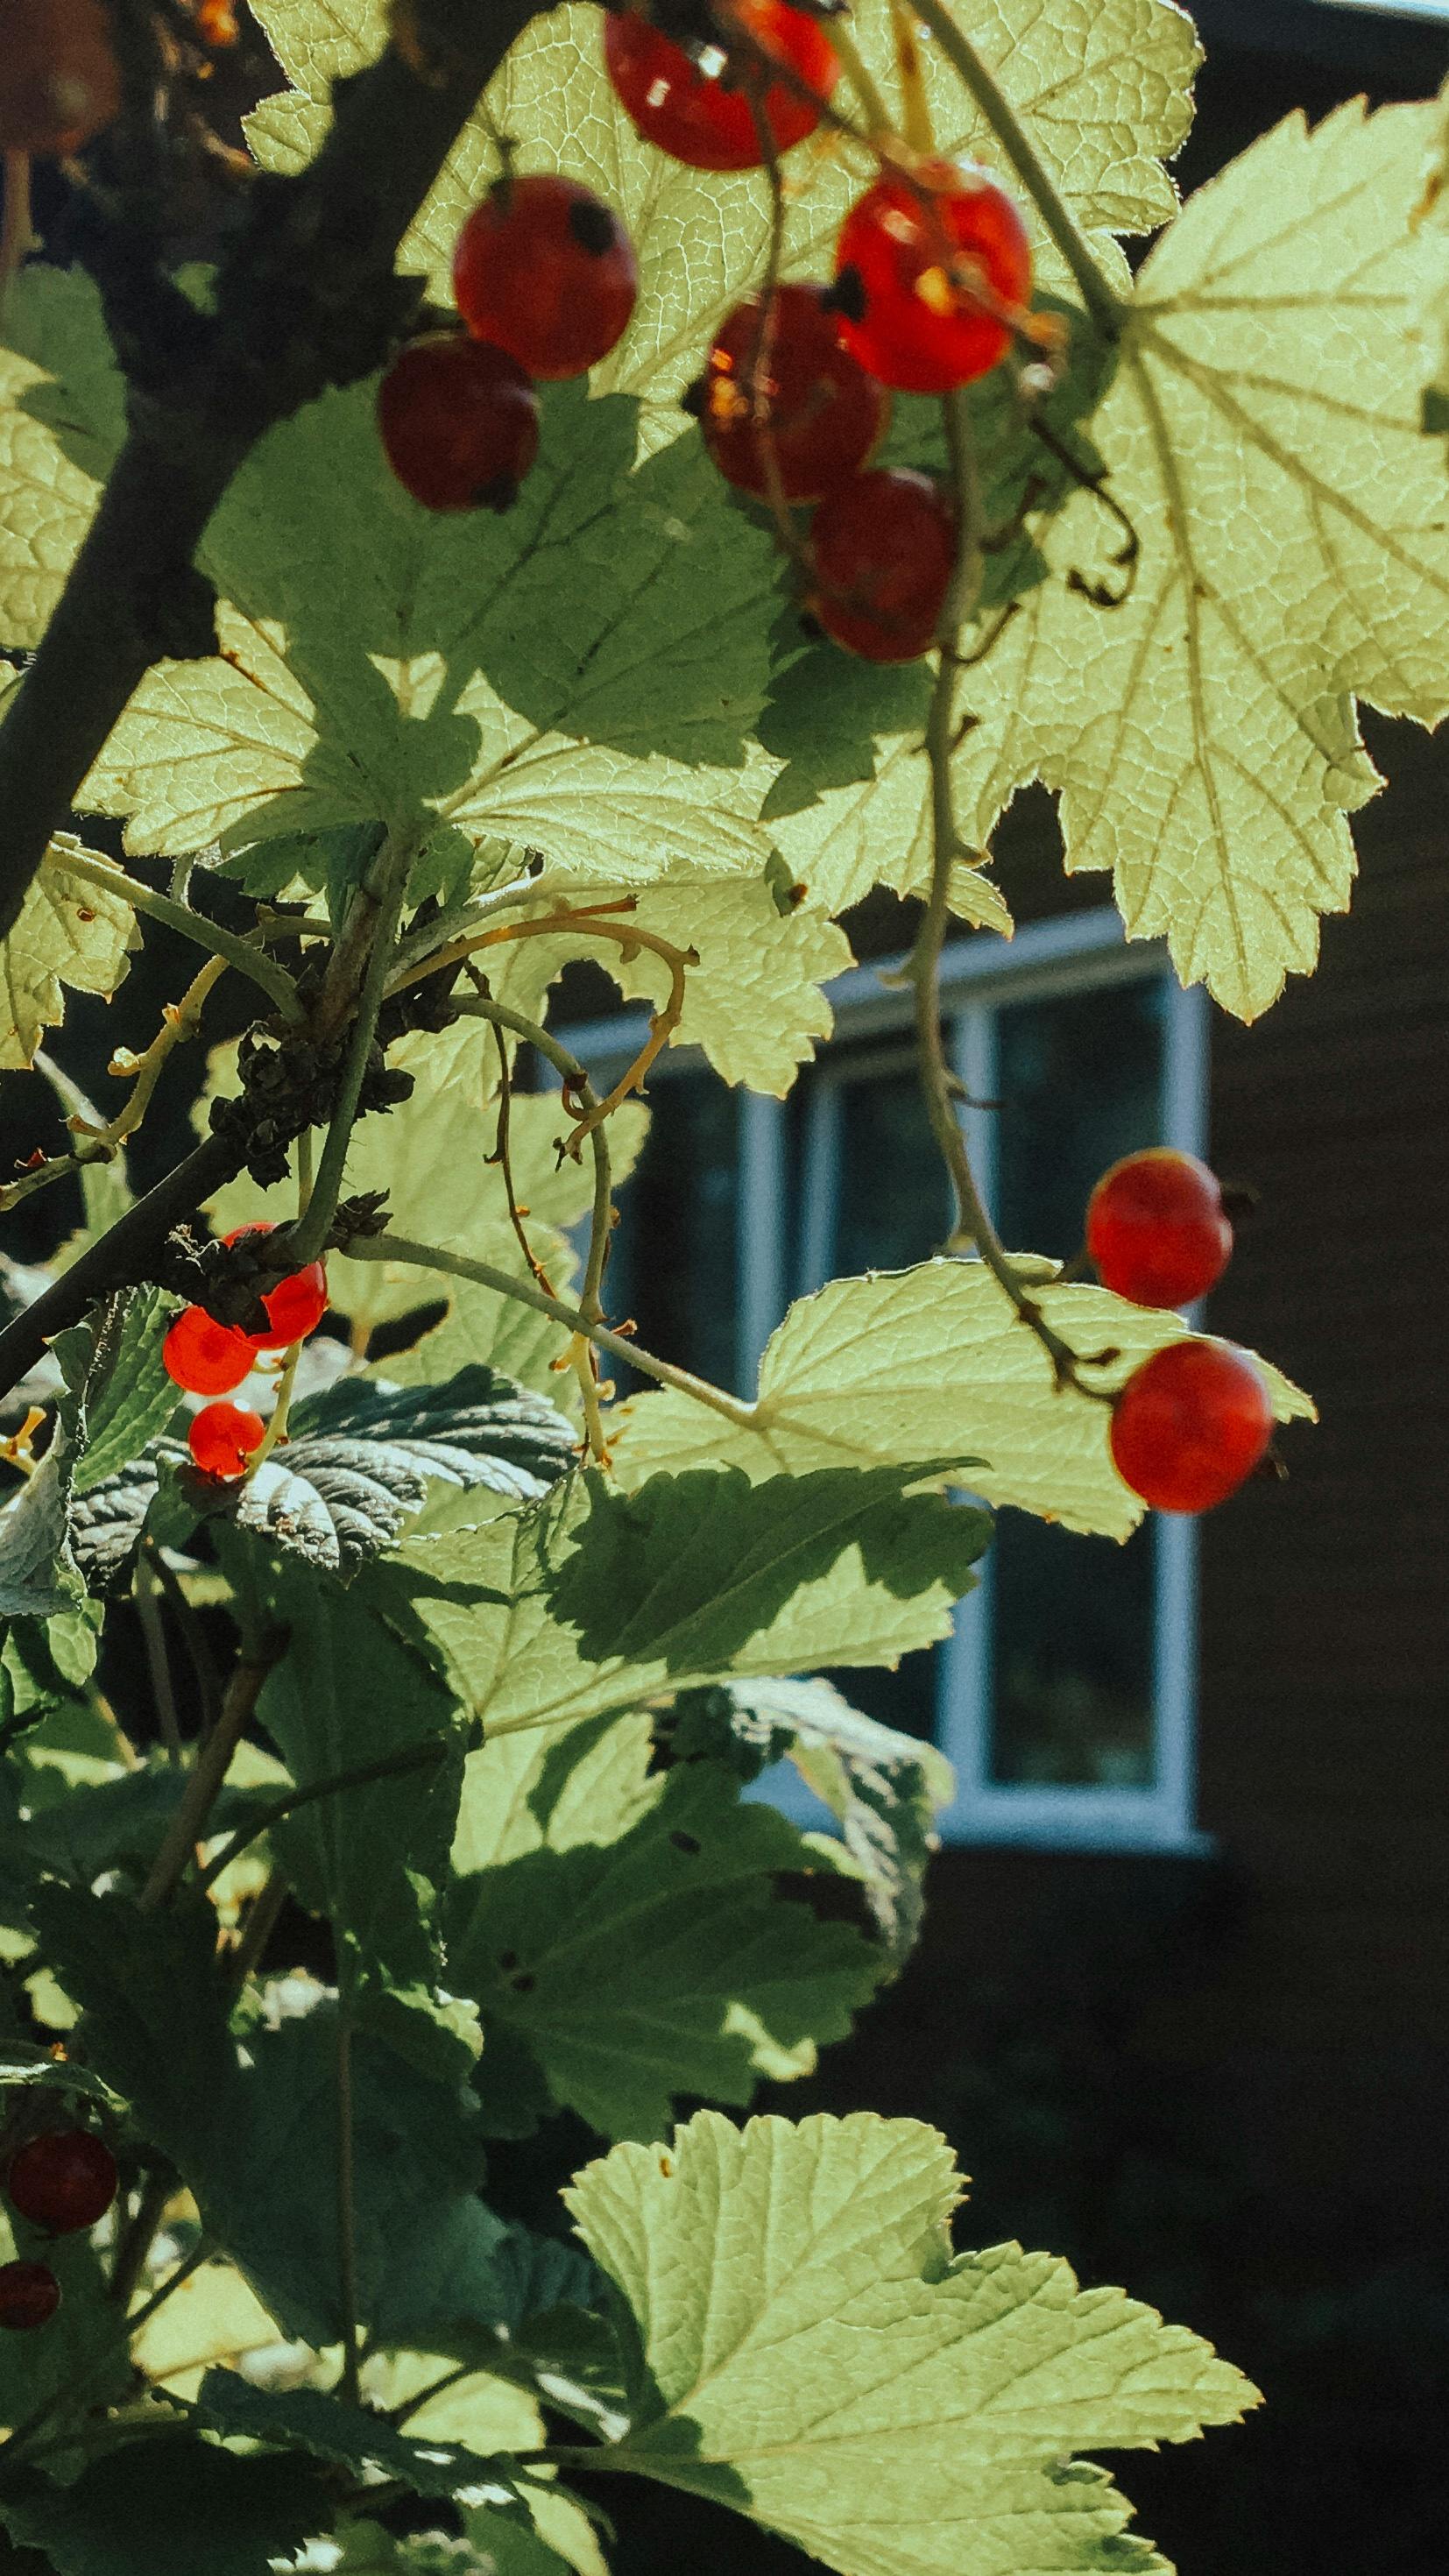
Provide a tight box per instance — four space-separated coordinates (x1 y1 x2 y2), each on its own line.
163 1305 255 1398
187 1400 266 1481
1110 1341 1273 1515
833 160 1032 394
809 467 956 662
1087 1150 1233 1309
694 283 887 504
223 1223 329 1347
0 0 121 156
604 0 838 172
0 2260 60 2331
8 2129 117 2234
452 176 637 380
378 335 541 513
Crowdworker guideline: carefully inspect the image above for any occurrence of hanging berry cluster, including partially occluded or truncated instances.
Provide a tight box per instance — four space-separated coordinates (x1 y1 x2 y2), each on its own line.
0 2127 118 2335
161 1220 331 1482
377 0 1034 663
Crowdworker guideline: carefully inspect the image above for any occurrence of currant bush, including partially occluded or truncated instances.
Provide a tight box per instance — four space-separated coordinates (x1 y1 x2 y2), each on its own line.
187 1399 267 1480
604 0 838 171
0 2260 61 2332
834 162 1032 393
162 1305 256 1398
0 0 121 156
1111 1341 1274 1514
452 176 638 379
809 466 957 661
7 2129 118 2235
378 335 541 513
1087 1149 1233 1308
692 284 888 504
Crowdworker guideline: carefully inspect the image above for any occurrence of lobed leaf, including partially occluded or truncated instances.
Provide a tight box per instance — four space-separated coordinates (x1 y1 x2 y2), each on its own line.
0 837 138 1072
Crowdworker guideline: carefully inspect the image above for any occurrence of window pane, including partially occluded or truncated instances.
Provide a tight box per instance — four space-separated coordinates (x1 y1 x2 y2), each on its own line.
604 1071 739 1392
827 1054 951 1283
994 978 1164 1261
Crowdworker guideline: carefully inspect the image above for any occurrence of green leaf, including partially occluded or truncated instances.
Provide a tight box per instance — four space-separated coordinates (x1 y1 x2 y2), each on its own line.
374 1462 989 1735
67 1287 179 1494
18 1761 279 1888
0 2222 131 2437
566 2109 1258 2576
66 1447 172 1595
0 839 138 1072
0 1442 80 1617
194 2370 523 2505
446 1707 885 2139
385 1277 583 1412
82 378 781 884
610 1260 1314 1543
0 2441 330 2576
0 265 123 649
0 2039 123 2110
953 97 1449 1018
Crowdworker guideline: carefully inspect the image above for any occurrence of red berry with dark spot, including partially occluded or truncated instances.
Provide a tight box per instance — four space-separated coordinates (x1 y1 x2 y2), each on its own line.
223 1223 329 1347
809 467 956 662
0 2260 60 2331
834 160 1032 393
696 283 887 504
378 334 541 513
163 1305 255 1397
604 0 838 172
1110 1341 1273 1514
452 175 637 379
1087 1150 1233 1308
8 2129 117 2234
187 1399 266 1481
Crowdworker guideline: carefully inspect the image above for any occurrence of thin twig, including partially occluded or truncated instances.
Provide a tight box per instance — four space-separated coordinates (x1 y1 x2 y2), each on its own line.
336 2004 362 2409
0 154 34 329
132 1553 183 1765
227 1866 289 1989
145 1542 223 1744
138 1633 286 1912
286 837 414 1267
196 1739 449 1893
1 955 228 1216
0 2238 210 2484
108 2171 172 2311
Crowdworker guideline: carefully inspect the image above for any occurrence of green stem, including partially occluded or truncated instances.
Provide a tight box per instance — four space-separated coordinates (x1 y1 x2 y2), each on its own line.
454 981 614 1360
108 2170 171 2310
336 2004 362 2409
196 1739 449 1893
145 1542 222 1744
389 864 581 984
907 0 1123 339
132 1552 182 1765
53 848 303 1021
286 838 414 1268
137 1634 284 1912
340 1231 757 1433
227 1865 289 1991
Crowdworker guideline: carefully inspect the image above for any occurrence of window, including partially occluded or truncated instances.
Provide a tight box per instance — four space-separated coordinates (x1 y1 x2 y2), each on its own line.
558 906 1210 1851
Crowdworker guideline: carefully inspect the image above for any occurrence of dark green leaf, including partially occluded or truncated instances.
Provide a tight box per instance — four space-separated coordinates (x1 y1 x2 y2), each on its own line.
0 2039 124 2109
194 2371 523 2504
20 1761 282 1886
69 1289 180 1495
0 2440 330 2576
65 1447 172 1594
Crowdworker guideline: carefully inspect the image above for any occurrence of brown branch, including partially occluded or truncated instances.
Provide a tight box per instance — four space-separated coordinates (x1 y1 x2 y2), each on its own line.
0 0 544 943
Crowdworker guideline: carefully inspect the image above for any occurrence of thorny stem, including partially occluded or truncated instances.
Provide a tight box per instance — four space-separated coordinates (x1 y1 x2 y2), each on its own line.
52 848 303 1021
336 2003 363 2410
906 0 1123 338
196 1739 449 1893
286 837 415 1268
341 1231 758 1435
138 1633 286 1912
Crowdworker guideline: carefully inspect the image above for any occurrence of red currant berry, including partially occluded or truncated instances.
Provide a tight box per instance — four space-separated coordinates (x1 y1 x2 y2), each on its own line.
694 283 887 504
452 176 637 380
808 467 956 662
1110 1341 1273 1515
378 335 541 513
833 160 1032 394
0 2260 60 2331
8 2129 117 2234
1087 1150 1233 1309
163 1305 255 1398
604 0 838 172
0 0 121 157
223 1223 329 1347
187 1400 266 1481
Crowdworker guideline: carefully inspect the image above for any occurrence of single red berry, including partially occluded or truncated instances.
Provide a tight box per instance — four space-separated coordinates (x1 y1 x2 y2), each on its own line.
8 2129 117 2234
694 283 887 504
0 0 121 156
0 2260 61 2331
1110 1341 1273 1515
833 160 1032 394
604 0 838 172
163 1305 255 1398
808 467 957 662
187 1399 267 1481
1087 1150 1233 1309
378 334 541 513
452 175 637 380
223 1223 329 1347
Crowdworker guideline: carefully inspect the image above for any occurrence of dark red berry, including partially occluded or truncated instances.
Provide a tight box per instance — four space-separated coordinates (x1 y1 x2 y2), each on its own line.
809 467 956 662
1087 1150 1233 1309
223 1223 329 1347
0 2260 60 2331
452 175 637 379
163 1305 255 1398
1110 1341 1273 1515
834 160 1032 393
187 1400 266 1481
604 0 838 172
8 2129 117 2234
0 0 121 156
378 334 541 513
696 283 887 504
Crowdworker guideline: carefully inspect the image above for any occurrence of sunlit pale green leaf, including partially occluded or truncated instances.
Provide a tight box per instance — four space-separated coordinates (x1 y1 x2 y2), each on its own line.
609 1259 1313 1543
0 265 124 648
566 2109 1257 2576
0 838 138 1071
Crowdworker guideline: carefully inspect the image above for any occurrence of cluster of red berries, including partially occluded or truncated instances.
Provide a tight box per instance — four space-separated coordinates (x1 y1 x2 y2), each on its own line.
1085 1150 1273 1514
0 2128 119 2333
163 1221 329 1483
378 0 1030 662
